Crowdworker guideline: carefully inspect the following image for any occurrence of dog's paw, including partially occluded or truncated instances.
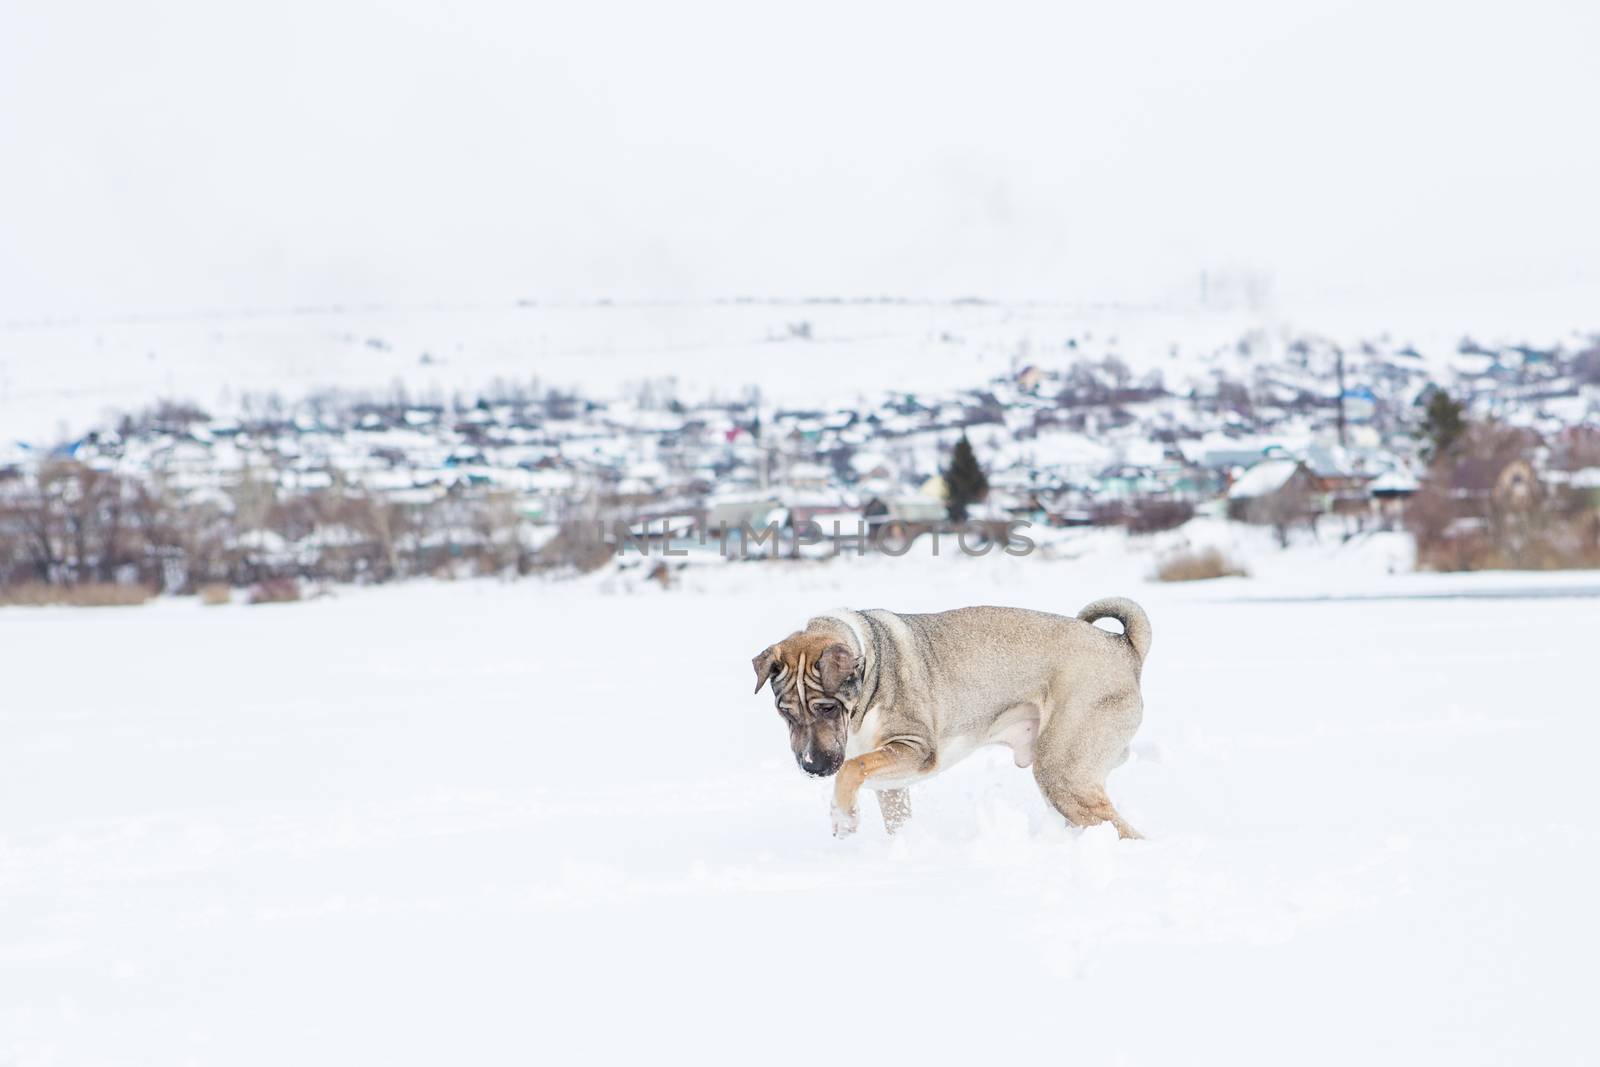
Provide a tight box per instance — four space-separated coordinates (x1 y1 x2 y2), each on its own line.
830 804 860 838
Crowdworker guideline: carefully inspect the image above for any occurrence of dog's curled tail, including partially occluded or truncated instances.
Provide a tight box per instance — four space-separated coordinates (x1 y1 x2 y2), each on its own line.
1077 597 1153 666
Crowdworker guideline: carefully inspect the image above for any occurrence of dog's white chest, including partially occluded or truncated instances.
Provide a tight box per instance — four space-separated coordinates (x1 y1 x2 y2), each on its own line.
845 705 883 759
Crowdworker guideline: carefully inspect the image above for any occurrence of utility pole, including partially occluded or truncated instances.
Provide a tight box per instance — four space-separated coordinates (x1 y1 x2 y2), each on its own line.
750 386 768 492
1334 346 1348 448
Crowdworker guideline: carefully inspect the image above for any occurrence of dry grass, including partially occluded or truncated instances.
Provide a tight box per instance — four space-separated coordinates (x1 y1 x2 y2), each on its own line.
1154 547 1249 582
1417 535 1600 572
1412 507 1600 572
247 578 302 605
198 582 233 606
0 582 154 607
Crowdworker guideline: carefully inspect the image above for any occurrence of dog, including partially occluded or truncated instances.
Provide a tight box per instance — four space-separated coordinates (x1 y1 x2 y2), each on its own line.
751 599 1151 839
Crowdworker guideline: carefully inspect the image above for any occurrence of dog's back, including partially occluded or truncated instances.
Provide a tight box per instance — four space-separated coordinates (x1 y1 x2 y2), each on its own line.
872 602 1146 694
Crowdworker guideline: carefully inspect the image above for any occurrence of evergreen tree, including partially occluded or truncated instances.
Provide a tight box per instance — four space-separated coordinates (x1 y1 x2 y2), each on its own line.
1420 390 1465 462
943 434 989 523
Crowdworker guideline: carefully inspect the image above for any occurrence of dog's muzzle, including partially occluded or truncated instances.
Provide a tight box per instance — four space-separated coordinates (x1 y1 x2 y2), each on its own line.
798 751 842 778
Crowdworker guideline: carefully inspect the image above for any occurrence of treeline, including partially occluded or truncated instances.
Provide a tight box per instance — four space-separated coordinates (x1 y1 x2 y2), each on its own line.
1407 400 1600 570
0 459 582 596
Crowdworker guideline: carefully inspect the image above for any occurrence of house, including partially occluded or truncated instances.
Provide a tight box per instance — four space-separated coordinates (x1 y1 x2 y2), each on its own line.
706 493 782 534
1369 468 1420 521
785 461 831 491
1015 365 1045 393
1302 444 1377 515
1226 458 1321 529
1492 459 1539 511
848 451 895 482
624 514 700 553
1194 434 1291 472
1095 465 1164 501
861 494 946 526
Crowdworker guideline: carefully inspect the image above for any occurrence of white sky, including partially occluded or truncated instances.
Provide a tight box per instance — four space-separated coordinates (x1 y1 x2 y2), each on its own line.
2 0 1597 323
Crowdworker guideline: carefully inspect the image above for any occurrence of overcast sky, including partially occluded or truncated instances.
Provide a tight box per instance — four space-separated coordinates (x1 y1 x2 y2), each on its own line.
3 0 1596 322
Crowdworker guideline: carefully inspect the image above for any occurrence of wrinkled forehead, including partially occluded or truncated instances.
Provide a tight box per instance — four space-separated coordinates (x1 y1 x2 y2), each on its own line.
771 634 837 699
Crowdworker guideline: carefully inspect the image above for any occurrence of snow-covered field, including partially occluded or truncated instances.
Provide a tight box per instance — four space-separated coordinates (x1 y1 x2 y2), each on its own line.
0 302 1236 443
4 530 1597 1065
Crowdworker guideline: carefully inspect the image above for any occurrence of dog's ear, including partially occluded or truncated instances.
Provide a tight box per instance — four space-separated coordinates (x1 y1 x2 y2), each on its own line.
752 646 778 694
818 643 855 691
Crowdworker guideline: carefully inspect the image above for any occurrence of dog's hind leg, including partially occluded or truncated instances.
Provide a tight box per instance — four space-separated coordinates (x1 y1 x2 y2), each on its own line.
1040 780 1140 840
875 788 912 834
1032 692 1143 840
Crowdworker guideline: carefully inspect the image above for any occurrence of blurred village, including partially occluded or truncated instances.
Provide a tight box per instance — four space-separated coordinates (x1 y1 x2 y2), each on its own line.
3 326 1600 601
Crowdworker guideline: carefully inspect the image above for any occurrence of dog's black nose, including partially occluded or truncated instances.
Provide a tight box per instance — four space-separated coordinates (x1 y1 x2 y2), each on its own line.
799 754 840 777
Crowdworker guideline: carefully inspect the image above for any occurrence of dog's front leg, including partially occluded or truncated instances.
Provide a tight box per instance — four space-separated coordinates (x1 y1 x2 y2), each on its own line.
831 740 931 838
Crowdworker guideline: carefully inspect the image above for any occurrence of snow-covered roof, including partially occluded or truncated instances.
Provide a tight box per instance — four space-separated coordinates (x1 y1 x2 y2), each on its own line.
849 451 892 475
1227 459 1304 499
1302 444 1361 479
787 462 831 481
233 529 293 554
1369 469 1420 494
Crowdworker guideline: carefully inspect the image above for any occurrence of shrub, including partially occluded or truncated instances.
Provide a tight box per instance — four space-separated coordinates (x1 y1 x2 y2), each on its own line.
247 578 301 605
198 583 232 606
1127 499 1195 535
0 582 154 607
535 519 615 574
1088 501 1128 527
1154 548 1248 582
1408 419 1600 571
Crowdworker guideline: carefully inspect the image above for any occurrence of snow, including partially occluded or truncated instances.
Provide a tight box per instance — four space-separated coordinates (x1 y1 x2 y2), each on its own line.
1568 467 1600 490
3 300 1591 446
1227 457 1303 499
1370 467 1421 494
0 302 1227 443
3 528 1597 1062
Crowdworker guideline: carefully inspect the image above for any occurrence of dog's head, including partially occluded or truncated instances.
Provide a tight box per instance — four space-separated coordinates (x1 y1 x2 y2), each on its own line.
752 632 861 777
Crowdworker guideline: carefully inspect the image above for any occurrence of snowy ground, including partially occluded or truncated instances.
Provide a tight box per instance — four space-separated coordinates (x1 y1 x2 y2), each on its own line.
4 535 1598 1064
0 301 1254 443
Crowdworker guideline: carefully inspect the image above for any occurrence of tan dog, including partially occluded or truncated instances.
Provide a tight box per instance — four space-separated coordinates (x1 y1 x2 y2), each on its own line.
752 600 1151 838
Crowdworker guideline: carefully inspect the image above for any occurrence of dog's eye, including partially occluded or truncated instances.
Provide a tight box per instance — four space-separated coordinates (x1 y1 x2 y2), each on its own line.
812 701 839 718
